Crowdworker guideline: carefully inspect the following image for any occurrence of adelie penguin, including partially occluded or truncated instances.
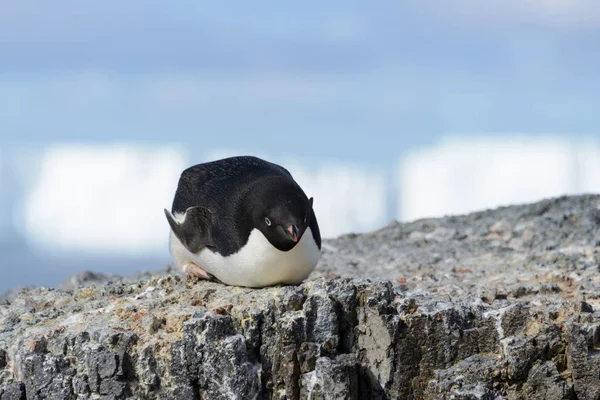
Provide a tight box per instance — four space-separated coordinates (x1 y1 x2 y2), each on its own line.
164 156 322 288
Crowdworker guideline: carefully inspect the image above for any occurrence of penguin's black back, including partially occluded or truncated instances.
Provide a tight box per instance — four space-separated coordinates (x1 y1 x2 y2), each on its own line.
172 156 293 213
171 156 321 256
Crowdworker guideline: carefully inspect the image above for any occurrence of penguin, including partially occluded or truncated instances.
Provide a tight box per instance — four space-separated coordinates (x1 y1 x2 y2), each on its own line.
164 155 322 288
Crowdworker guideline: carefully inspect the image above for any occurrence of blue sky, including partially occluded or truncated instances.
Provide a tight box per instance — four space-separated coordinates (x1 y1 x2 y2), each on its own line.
2 1 600 164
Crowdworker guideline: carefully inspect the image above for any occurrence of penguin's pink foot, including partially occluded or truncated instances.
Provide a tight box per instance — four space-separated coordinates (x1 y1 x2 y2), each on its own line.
182 262 212 280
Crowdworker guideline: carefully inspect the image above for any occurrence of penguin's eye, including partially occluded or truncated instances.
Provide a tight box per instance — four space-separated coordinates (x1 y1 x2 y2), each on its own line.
265 217 272 226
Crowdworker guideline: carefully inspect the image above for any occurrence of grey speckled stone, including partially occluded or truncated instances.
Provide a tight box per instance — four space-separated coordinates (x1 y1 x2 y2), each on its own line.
1 194 600 399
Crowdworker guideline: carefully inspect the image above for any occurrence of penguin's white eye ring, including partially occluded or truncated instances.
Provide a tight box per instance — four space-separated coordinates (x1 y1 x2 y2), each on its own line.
265 217 271 226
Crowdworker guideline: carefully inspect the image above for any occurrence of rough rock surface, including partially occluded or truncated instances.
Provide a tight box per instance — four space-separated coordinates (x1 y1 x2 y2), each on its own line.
2 194 600 399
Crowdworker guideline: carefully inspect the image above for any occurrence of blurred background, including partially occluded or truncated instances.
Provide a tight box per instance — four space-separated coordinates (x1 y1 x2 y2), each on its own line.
2 1 600 293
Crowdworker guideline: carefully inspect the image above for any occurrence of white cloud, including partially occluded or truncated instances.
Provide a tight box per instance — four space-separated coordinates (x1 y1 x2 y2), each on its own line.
572 137 600 194
397 136 600 222
23 144 189 256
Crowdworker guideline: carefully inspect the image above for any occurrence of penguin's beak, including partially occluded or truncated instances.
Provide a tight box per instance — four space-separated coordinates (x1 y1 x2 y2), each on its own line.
286 224 299 242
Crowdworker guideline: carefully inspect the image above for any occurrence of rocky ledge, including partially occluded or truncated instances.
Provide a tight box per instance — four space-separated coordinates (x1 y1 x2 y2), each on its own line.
2 195 600 400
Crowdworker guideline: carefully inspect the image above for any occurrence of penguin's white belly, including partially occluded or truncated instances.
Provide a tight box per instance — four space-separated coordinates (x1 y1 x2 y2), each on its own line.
169 227 320 288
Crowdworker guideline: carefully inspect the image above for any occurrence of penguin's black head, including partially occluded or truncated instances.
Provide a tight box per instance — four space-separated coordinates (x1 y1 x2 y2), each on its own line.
253 181 313 251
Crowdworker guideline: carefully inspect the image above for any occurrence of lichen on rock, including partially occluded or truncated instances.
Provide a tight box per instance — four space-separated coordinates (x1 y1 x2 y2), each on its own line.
1 194 600 399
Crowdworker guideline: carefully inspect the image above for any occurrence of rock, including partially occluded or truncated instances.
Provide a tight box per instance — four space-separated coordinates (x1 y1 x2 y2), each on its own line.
1 194 600 399
0 382 26 400
523 361 571 400
567 322 600 399
300 354 359 400
581 301 594 313
427 355 500 395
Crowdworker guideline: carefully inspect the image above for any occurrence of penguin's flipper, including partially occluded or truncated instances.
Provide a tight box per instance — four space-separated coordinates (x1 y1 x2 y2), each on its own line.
307 197 321 250
164 206 215 254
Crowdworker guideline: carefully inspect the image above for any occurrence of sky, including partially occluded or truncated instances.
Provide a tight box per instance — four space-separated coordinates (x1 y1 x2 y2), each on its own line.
1 1 600 292
3 1 600 155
